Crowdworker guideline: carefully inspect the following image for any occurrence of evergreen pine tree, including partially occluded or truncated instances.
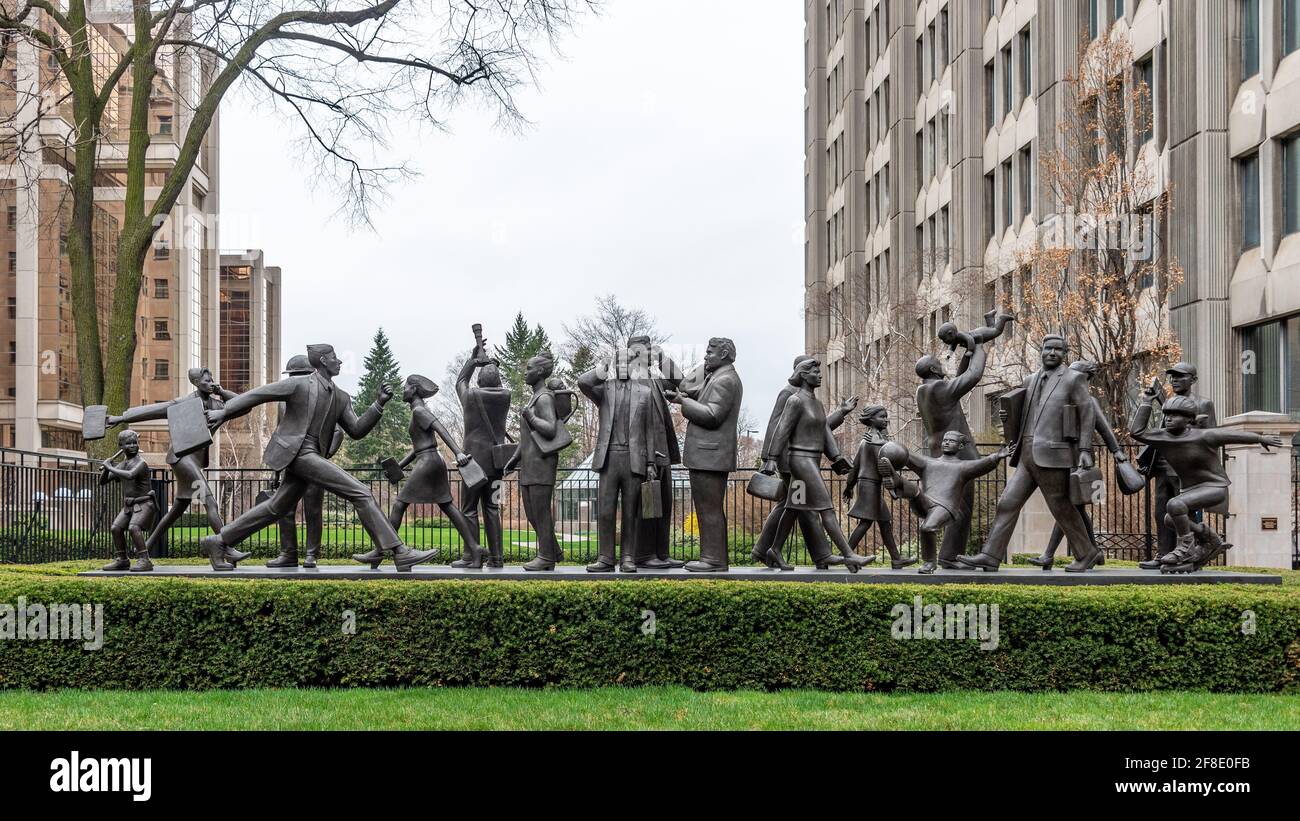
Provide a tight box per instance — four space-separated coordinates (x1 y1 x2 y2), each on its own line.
494 312 553 433
340 328 411 467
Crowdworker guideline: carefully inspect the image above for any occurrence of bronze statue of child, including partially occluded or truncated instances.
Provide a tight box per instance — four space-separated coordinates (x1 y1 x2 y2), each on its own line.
1130 394 1280 573
936 309 1015 374
843 405 916 569
877 431 1010 574
99 429 158 572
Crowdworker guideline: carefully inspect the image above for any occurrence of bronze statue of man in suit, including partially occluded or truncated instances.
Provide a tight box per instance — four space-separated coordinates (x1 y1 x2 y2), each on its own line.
1030 359 1127 570
270 354 343 568
201 343 435 571
958 334 1102 572
625 335 685 569
456 332 512 568
665 337 743 572
578 337 680 572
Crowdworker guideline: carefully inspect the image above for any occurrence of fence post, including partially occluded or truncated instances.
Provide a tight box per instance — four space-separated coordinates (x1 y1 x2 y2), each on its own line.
1220 411 1299 569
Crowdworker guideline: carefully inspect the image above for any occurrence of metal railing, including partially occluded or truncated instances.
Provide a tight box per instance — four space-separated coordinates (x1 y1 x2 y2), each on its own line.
0 444 1221 566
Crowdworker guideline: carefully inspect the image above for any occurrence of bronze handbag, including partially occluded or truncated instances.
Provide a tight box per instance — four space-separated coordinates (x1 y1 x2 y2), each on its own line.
1115 459 1145 495
747 471 786 502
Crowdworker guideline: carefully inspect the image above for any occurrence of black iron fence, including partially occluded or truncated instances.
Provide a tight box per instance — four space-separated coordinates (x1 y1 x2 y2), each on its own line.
0 444 1223 566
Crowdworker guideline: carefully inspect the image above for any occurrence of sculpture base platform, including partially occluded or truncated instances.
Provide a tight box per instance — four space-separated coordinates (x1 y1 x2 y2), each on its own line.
77 564 1282 585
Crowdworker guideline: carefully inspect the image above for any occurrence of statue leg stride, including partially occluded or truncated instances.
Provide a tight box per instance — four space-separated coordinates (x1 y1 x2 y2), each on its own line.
1158 487 1231 574
273 504 302 568
915 505 954 575
301 483 326 567
460 480 504 568
102 507 133 571
144 454 225 556
209 452 434 572
848 519 915 569
796 509 871 572
752 489 828 568
521 485 562 571
590 450 641 573
371 499 477 570
107 500 157 573
1029 505 1100 571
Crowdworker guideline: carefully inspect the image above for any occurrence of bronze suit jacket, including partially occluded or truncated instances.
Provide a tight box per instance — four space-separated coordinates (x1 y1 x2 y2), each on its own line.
218 373 382 470
577 368 659 477
1010 365 1095 469
678 363 743 472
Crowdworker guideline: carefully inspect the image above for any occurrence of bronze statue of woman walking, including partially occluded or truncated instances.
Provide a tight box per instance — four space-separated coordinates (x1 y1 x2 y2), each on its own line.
364 374 487 568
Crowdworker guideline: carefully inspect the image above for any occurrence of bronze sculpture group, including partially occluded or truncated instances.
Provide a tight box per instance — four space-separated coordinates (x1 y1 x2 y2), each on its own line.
86 313 1277 575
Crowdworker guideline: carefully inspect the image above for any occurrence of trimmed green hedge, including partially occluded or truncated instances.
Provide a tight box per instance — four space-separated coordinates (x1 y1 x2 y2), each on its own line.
0 575 1298 692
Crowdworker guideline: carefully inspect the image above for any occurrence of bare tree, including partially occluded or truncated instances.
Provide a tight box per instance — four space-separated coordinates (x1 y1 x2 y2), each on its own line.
0 0 596 455
806 243 983 448
560 293 666 364
986 31 1182 432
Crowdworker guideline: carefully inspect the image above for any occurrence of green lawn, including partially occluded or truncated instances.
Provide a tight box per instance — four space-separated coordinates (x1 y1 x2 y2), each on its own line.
1 687 1298 730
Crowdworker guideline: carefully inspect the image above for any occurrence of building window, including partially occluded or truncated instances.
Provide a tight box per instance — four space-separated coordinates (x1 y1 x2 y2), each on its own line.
924 121 934 181
938 108 949 171
1239 153 1260 250
153 319 170 340
7 250 14 274
915 129 924 187
984 172 996 244
882 78 890 131
1135 55 1154 145
1001 46 1012 116
1018 146 1033 220
1089 0 1100 40
1001 159 1013 231
7 340 14 365
938 9 949 68
1241 316 1300 419
984 62 995 132
1113 0 1124 23
1286 132 1300 236
157 115 172 135
1241 0 1260 78
1018 27 1032 101
881 163 890 216
1286 0 1300 56
154 278 170 299
5 206 14 231
6 297 14 319
938 206 950 269
153 359 170 381
916 37 925 89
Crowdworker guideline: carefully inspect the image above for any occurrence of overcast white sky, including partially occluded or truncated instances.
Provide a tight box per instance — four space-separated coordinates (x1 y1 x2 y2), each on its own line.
218 0 806 431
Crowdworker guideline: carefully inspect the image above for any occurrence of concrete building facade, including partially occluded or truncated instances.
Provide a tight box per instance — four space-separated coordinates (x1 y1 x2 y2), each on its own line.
0 21 280 467
804 0 1300 440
